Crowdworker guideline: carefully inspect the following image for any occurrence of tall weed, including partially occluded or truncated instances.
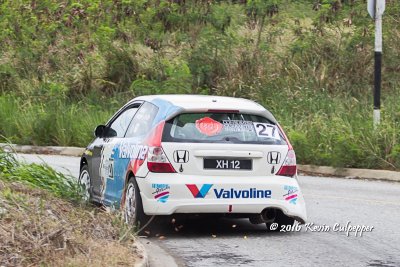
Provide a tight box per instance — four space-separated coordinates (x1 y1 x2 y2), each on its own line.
0 147 83 202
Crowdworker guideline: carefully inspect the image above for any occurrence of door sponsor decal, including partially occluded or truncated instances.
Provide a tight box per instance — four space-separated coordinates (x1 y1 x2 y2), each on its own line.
173 150 189 163
118 142 148 160
99 144 115 202
152 184 170 203
99 142 148 205
267 151 281 164
186 184 213 198
195 117 223 136
253 123 280 139
214 188 272 199
283 185 298 205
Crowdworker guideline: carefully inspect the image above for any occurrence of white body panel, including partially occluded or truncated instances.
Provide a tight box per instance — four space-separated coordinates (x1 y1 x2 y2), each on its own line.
137 141 307 223
137 173 307 222
162 142 289 176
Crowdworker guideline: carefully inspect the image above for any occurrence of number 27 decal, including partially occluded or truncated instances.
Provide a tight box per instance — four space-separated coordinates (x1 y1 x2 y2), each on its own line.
253 123 280 139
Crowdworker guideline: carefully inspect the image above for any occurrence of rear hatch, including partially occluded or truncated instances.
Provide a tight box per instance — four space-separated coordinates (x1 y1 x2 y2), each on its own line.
160 112 295 177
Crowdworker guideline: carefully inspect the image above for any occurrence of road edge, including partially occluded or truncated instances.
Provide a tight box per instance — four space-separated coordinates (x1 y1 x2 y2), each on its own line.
134 238 149 267
298 164 400 182
1 143 85 157
141 238 181 267
2 143 399 182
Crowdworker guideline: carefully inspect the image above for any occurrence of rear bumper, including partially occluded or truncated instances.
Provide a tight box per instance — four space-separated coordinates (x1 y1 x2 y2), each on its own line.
136 173 307 222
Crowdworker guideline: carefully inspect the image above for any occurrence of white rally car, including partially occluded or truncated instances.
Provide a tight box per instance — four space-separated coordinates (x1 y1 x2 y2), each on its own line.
79 95 307 230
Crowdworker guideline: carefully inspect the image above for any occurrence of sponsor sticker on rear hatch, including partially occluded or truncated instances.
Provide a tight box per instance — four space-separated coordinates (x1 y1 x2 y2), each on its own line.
163 112 287 145
195 117 223 136
222 120 254 132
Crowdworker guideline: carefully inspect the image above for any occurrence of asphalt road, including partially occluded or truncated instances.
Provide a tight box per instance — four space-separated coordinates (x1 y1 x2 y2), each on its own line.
18 154 400 267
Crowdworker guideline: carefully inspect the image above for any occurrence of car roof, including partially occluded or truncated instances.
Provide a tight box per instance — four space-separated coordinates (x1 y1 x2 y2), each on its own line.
130 95 277 123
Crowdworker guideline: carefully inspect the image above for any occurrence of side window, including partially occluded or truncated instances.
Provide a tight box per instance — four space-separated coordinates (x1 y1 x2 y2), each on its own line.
108 106 139 138
125 102 159 138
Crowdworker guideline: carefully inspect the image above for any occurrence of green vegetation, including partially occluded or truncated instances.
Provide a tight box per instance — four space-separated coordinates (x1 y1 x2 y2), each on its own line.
1 0 400 170
0 146 83 201
0 147 142 265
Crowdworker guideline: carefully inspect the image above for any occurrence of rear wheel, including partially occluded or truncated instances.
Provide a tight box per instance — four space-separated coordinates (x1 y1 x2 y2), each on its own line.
78 165 91 201
124 178 150 231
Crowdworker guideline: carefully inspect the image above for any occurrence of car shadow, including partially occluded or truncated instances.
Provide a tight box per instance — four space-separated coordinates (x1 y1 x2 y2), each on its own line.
142 215 296 238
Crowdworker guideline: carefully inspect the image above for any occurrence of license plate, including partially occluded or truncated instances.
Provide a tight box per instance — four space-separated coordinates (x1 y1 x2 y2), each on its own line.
204 158 252 170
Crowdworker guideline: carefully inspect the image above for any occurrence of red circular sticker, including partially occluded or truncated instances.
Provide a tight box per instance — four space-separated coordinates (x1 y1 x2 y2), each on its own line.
195 117 223 136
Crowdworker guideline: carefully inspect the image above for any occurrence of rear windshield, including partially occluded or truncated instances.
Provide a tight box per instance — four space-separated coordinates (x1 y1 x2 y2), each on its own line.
162 113 287 145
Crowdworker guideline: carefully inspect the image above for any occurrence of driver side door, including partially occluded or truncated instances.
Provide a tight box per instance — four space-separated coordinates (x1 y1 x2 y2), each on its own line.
91 103 141 202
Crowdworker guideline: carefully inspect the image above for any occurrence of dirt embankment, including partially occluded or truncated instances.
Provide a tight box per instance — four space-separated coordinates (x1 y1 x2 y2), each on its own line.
0 179 143 266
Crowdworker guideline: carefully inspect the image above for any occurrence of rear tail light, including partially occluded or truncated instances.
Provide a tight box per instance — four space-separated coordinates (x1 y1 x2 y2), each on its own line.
147 146 176 173
275 124 296 177
145 120 175 173
276 149 297 177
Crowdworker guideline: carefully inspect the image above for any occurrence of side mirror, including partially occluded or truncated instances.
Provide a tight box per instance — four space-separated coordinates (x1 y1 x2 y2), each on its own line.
94 125 106 138
105 128 117 138
94 125 118 138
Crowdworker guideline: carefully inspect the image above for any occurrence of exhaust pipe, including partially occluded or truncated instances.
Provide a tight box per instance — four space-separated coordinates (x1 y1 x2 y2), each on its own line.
261 208 277 223
249 208 278 224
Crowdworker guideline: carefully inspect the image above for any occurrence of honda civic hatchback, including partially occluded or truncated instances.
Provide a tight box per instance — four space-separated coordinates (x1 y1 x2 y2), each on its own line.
79 95 307 230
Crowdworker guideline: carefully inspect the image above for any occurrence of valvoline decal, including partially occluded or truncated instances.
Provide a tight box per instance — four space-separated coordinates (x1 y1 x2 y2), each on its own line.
119 142 148 159
214 188 272 199
195 117 223 136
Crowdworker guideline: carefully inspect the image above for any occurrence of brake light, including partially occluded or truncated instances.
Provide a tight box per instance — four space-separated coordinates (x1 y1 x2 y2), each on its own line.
276 149 297 177
275 123 296 177
207 109 239 113
147 146 176 173
145 121 176 173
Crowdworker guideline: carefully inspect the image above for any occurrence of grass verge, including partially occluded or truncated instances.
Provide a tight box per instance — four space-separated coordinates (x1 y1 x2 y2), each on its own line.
0 148 143 266
0 145 83 202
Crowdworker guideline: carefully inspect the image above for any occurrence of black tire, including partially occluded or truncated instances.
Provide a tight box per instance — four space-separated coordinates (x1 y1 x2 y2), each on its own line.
266 210 295 232
124 177 151 231
78 165 92 202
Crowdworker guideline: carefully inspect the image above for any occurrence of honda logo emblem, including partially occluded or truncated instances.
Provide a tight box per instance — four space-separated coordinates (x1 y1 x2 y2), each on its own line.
267 151 281 164
173 150 189 163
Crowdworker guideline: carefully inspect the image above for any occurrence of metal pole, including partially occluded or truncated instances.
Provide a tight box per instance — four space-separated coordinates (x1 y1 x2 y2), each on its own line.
373 0 383 127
